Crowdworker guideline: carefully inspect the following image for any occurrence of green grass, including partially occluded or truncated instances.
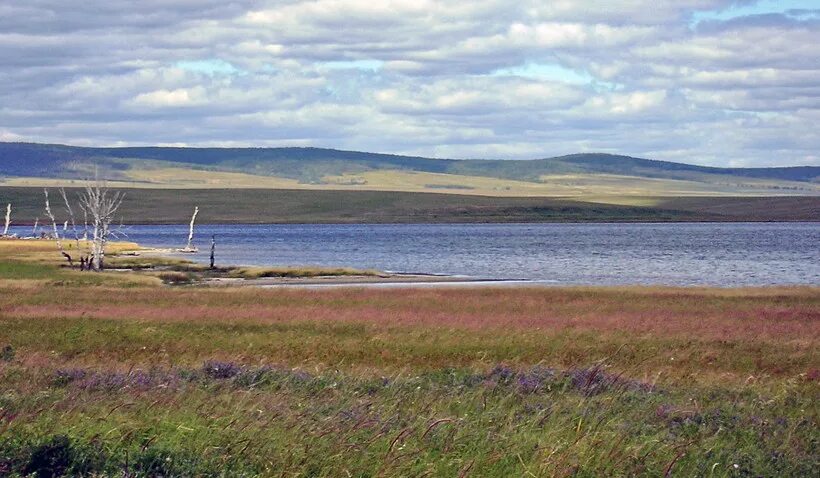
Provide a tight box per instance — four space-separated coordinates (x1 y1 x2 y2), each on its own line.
0 348 816 476
0 261 62 280
2 363 815 477
0 260 153 287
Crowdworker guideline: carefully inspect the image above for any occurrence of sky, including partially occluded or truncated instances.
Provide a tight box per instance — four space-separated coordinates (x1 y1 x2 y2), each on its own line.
0 1 818 167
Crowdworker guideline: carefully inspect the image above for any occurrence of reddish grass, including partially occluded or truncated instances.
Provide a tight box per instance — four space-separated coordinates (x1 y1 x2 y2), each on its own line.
1 285 818 343
1 285 817 387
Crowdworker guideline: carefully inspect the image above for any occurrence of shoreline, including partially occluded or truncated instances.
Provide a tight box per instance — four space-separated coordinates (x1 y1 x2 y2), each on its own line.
5 218 820 228
210 276 547 289
5 237 818 290
144 248 819 290
132 245 509 287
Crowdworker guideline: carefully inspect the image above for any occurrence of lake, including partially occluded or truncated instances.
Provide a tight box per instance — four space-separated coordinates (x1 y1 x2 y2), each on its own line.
99 222 819 287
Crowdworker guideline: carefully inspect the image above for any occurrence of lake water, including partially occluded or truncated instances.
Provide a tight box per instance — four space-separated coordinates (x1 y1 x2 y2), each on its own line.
104 222 819 287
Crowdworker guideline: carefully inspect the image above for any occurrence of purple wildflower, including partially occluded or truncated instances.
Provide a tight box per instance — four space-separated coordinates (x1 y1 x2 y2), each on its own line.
566 367 654 396
488 365 516 384
54 368 87 386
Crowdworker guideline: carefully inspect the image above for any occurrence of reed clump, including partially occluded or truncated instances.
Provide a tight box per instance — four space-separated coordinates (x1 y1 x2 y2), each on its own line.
228 266 382 279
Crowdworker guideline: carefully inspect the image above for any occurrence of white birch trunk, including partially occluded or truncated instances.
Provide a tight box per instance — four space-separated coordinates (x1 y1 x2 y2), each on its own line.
82 208 89 241
180 206 199 252
91 222 101 270
2 203 10 236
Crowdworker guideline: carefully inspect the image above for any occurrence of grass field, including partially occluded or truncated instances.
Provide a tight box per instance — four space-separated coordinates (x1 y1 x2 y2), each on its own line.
1 186 818 225
0 239 818 476
3 167 818 198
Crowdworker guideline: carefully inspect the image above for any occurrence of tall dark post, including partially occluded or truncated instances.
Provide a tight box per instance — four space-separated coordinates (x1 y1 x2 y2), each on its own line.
209 235 216 269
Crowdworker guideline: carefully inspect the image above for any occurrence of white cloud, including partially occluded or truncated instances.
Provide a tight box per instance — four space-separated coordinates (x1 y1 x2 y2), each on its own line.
129 87 207 108
583 90 668 115
0 0 816 166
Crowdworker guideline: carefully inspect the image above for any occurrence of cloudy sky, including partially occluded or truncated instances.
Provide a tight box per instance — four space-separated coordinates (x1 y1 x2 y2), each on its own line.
1 1 818 166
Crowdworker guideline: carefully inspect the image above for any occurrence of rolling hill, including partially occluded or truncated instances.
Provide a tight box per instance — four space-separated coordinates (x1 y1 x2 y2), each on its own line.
0 142 818 199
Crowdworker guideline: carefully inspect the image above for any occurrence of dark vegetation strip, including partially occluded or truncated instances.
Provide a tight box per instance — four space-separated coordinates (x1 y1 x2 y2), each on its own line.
49 361 654 397
3 186 818 224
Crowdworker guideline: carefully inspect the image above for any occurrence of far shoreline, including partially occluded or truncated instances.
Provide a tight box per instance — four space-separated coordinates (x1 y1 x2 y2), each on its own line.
1 187 818 224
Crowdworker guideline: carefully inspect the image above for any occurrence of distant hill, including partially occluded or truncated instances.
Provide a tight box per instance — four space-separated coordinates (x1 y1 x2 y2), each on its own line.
0 142 817 197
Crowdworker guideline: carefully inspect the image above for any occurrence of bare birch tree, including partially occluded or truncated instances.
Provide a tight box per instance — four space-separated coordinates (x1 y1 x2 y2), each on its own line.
2 203 10 236
80 181 124 271
180 206 199 252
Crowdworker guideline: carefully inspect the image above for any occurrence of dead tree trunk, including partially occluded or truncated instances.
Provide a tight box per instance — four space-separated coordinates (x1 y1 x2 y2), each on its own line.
2 203 10 236
179 206 199 253
210 235 216 269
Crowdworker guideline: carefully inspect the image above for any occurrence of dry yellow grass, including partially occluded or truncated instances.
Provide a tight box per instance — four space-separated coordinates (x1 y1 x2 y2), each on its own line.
0 238 141 263
0 238 161 287
125 167 305 188
3 167 816 199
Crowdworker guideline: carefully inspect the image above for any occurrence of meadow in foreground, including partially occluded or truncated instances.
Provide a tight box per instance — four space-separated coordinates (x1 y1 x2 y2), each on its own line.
0 239 817 476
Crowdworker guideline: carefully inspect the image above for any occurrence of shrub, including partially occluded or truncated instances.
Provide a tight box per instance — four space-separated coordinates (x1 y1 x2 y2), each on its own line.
157 271 192 284
201 360 242 379
1 345 13 362
23 436 76 478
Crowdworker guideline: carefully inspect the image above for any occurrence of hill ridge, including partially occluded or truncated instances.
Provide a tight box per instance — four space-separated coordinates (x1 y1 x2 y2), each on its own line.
0 142 818 188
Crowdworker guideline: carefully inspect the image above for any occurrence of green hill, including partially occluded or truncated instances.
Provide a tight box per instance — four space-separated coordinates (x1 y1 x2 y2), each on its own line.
1 142 817 182
0 142 817 200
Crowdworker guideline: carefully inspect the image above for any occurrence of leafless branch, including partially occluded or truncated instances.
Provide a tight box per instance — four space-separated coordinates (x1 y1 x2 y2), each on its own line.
45 189 74 267
60 187 81 248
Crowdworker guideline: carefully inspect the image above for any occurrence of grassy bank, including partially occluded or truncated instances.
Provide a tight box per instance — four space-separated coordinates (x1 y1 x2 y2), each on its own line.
2 186 819 224
0 239 383 287
0 241 818 476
